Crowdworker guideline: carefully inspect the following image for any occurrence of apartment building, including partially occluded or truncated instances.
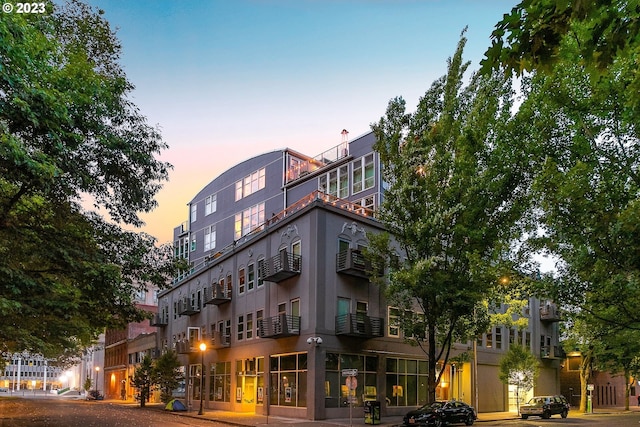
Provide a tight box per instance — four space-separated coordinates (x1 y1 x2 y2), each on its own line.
154 130 562 419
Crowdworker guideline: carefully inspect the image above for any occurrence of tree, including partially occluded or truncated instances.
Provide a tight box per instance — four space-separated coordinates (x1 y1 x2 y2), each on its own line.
482 0 640 76
130 355 154 407
510 28 640 333
154 351 183 404
498 345 539 412
369 31 532 403
0 1 175 359
596 328 640 411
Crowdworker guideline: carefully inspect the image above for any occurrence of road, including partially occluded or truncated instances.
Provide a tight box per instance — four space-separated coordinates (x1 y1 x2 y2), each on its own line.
478 411 640 426
4 396 640 427
0 397 226 427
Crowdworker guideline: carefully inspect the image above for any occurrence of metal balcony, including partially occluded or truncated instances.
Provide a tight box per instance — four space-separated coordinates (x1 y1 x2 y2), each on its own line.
150 313 168 327
175 340 197 354
335 313 384 338
262 251 301 283
258 314 301 338
541 345 564 359
204 283 232 305
336 249 371 278
208 330 231 349
177 298 200 316
540 303 561 322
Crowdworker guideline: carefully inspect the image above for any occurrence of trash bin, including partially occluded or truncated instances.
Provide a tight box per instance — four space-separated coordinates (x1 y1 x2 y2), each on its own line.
364 400 381 425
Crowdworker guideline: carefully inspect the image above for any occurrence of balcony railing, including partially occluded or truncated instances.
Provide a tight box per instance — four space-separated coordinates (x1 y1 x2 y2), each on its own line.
204 283 232 305
336 249 371 278
541 345 564 359
177 298 200 316
150 313 168 327
262 251 301 283
172 191 375 286
285 142 349 183
175 340 197 354
335 314 384 338
258 314 301 338
540 303 561 322
208 330 231 349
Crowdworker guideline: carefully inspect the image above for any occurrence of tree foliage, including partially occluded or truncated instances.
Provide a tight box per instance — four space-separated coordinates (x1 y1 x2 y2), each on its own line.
131 355 154 408
498 344 539 400
369 31 533 403
511 28 640 332
482 0 640 75
154 351 184 404
0 1 175 359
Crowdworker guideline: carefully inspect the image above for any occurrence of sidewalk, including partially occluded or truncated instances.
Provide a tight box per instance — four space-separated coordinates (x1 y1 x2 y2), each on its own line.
109 400 640 427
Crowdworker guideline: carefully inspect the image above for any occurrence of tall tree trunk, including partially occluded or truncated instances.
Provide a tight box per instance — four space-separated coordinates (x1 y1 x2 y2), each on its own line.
427 322 437 403
579 350 593 413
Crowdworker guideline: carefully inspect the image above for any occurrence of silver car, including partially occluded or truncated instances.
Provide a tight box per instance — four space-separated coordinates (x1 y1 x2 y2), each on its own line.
520 395 569 419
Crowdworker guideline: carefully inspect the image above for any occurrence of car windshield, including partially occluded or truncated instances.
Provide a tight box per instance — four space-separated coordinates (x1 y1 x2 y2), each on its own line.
422 402 445 410
527 397 545 405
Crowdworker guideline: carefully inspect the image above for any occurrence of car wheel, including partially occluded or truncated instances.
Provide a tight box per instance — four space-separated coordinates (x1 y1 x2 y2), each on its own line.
542 410 551 419
465 414 475 425
521 414 528 420
434 419 443 427
561 409 568 418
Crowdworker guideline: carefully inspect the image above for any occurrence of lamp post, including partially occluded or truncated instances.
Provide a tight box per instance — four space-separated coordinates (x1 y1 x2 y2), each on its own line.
198 342 206 415
95 366 100 394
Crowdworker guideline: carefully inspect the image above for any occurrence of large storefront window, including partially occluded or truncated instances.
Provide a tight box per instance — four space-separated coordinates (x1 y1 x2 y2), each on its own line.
386 358 428 407
270 353 307 407
210 361 231 402
325 353 378 408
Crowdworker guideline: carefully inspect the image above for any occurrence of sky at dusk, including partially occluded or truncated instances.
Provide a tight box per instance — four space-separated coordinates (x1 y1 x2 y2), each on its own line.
88 0 519 244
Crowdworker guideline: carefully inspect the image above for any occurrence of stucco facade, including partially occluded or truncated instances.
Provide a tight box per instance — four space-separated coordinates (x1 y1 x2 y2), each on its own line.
154 130 562 419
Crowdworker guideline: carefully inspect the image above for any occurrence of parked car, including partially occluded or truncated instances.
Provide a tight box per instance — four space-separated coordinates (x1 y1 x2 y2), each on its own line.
0 387 8 392
403 400 477 427
519 395 569 419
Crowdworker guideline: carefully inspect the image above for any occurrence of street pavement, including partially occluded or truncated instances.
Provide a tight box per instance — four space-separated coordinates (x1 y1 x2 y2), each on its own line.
105 398 640 427
5 390 640 426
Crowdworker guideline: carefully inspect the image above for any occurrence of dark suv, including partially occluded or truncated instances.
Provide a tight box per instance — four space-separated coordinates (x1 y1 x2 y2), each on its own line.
519 395 569 419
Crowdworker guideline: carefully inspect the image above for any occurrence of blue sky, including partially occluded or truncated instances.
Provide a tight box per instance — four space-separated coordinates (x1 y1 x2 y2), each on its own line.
87 0 518 244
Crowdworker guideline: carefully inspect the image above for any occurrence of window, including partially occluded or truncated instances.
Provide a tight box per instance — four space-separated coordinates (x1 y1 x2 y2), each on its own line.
247 263 255 291
235 168 266 201
204 225 216 251
256 309 263 338
191 203 197 222
234 203 265 239
495 327 502 349
246 313 253 340
486 330 493 348
237 315 244 341
324 353 378 408
188 327 201 344
385 357 427 407
291 299 300 318
238 268 246 294
355 195 375 212
291 240 301 270
205 194 217 215
257 258 265 288
319 165 349 198
191 238 196 252
270 353 308 407
352 153 374 193
210 361 231 402
388 307 400 337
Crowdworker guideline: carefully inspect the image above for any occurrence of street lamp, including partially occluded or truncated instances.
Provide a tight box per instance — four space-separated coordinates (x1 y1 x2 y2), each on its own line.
95 367 100 394
198 342 206 415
